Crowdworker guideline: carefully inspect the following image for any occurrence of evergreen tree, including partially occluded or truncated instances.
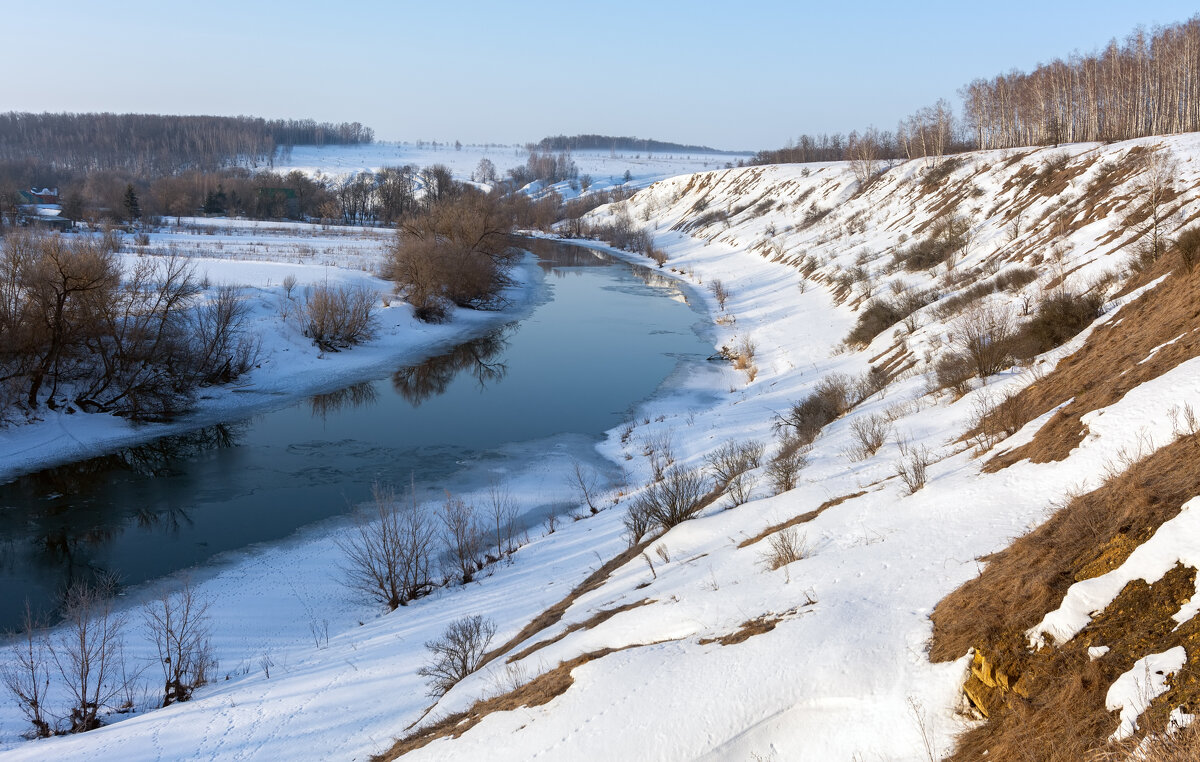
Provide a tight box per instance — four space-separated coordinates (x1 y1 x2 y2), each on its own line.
123 184 141 220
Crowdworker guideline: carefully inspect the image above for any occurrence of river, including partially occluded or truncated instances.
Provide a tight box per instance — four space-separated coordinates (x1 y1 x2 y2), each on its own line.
0 239 712 630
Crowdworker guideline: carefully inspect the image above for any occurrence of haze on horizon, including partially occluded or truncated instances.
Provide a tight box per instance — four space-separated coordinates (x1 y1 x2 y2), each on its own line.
4 0 1199 151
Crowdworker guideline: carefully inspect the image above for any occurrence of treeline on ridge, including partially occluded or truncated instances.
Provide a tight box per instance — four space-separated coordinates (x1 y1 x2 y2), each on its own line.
532 134 735 155
755 14 1200 166
0 113 373 175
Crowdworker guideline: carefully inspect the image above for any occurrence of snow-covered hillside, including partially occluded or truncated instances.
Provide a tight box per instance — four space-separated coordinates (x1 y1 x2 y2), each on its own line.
6 134 1200 760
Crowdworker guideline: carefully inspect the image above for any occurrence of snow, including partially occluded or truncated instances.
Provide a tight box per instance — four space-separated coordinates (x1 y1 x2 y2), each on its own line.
5 134 1200 759
1106 647 1186 742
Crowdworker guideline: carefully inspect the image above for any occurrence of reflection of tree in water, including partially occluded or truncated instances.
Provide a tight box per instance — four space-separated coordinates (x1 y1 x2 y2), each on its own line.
309 381 379 421
629 263 685 295
21 423 243 493
392 328 513 406
510 236 610 275
0 424 243 592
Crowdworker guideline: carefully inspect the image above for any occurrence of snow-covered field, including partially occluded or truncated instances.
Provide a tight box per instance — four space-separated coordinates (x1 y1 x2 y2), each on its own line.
273 142 753 197
5 135 1200 760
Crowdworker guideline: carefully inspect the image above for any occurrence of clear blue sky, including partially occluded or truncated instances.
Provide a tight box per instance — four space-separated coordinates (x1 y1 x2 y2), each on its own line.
4 0 1197 150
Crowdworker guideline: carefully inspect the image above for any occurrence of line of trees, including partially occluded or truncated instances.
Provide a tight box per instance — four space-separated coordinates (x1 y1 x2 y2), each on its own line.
756 15 1200 169
962 17 1200 148
0 113 372 175
532 134 733 154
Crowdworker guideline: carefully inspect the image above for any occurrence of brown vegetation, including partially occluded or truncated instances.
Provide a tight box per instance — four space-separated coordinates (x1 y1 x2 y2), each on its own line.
930 432 1200 759
985 260 1200 469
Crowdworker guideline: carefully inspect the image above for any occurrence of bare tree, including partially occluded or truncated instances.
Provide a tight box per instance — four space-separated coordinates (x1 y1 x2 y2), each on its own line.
439 494 482 584
339 483 436 610
50 575 128 733
1 604 52 738
569 459 602 514
1131 148 1180 266
416 615 497 697
486 479 519 561
142 581 215 707
953 302 1015 379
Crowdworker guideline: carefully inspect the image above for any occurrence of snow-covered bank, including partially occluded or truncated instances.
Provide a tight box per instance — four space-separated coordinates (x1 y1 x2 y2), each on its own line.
0 223 538 484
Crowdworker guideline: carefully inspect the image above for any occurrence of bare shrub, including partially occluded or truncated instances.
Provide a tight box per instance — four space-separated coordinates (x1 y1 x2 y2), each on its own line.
847 413 893 461
51 575 128 733
934 352 975 396
1 605 53 738
631 466 709 531
193 284 256 384
417 615 497 697
440 494 483 584
766 435 808 495
640 430 675 482
778 373 856 446
761 527 807 570
967 388 1029 453
281 273 298 300
300 282 376 350
1011 290 1104 359
706 440 763 507
339 484 436 609
705 440 764 486
895 442 933 494
709 279 730 310
142 581 215 707
1174 226 1200 273
386 190 522 322
485 480 520 561
953 302 1015 378
894 213 970 271
622 498 654 545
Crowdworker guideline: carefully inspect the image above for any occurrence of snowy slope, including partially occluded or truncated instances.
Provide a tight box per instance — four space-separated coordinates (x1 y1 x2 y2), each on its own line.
5 134 1200 760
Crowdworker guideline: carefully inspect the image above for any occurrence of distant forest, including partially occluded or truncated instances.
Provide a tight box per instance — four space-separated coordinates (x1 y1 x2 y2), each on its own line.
756 14 1200 166
532 134 743 155
0 113 373 175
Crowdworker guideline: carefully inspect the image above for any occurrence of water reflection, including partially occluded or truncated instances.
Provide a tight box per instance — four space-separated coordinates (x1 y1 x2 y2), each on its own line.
309 381 379 420
514 236 611 276
392 328 512 406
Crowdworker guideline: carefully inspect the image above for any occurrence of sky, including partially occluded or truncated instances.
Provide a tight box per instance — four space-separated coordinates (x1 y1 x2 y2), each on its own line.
4 0 1199 151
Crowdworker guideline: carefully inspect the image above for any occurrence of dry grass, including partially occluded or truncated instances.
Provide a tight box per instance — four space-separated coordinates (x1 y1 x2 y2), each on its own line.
504 599 655 664
931 432 1200 760
698 614 787 646
372 646 636 760
476 540 653 672
738 491 867 548
985 261 1200 470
